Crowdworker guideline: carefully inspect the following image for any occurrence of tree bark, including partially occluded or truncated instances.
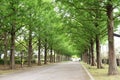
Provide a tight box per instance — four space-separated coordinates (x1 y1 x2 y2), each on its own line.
38 38 41 66
21 50 24 68
96 35 102 68
44 39 47 64
106 1 118 75
87 48 91 64
91 39 96 66
50 46 53 63
53 51 56 63
4 32 7 67
10 25 15 69
28 26 32 67
9 1 17 69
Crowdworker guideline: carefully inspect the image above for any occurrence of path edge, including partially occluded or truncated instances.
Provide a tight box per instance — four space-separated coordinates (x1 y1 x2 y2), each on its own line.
81 63 95 80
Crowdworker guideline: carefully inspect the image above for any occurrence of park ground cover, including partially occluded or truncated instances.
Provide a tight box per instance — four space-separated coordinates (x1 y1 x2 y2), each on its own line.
82 62 120 80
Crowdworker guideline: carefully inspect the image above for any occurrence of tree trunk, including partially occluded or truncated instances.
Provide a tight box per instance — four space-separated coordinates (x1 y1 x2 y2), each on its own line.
91 39 96 66
82 51 88 63
4 33 8 67
50 46 53 63
60 53 62 62
28 26 32 67
21 50 24 68
44 39 47 64
53 51 56 63
106 1 118 75
96 35 102 68
58 54 60 62
38 38 41 66
88 48 91 64
56 54 59 62
10 25 15 69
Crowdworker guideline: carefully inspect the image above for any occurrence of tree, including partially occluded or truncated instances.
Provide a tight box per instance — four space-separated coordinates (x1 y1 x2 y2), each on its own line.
106 0 118 75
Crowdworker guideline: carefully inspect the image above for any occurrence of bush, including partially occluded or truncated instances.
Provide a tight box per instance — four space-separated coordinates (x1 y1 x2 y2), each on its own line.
15 60 21 64
0 59 4 64
0 59 10 64
0 59 37 65
0 59 21 64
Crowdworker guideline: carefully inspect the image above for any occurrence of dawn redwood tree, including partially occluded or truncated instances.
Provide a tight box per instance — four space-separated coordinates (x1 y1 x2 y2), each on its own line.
96 34 102 68
44 39 48 64
3 32 8 67
24 0 39 67
106 0 118 75
90 39 96 66
90 1 103 68
50 46 53 63
33 0 44 66
8 0 17 69
28 26 33 67
38 38 41 65
92 0 120 75
8 0 24 69
0 0 29 69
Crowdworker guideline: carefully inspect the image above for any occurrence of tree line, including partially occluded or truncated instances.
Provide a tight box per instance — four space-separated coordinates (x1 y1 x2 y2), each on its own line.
0 0 74 69
55 0 120 75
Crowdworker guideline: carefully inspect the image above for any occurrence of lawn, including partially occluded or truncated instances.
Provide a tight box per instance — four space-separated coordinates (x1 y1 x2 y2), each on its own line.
82 62 120 80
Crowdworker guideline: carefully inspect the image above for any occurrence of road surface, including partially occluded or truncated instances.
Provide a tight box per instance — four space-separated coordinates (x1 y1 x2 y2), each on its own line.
0 62 92 80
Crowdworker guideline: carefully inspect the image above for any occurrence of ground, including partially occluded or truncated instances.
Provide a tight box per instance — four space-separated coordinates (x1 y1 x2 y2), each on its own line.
0 62 92 80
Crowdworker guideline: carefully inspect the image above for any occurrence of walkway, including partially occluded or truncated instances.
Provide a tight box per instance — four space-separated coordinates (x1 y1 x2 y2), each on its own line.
0 62 93 80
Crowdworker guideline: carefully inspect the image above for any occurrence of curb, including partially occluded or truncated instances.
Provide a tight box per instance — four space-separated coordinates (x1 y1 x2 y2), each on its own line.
81 63 95 80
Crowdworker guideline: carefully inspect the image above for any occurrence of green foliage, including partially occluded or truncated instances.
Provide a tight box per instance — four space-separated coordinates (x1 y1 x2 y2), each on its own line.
54 0 120 58
1 0 120 63
0 59 4 64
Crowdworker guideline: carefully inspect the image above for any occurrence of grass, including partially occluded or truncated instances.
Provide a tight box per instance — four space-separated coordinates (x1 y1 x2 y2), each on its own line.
81 62 120 80
0 69 17 75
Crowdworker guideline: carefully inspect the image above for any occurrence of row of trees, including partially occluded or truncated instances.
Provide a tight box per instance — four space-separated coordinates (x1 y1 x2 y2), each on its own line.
0 0 120 76
55 0 120 75
0 0 76 69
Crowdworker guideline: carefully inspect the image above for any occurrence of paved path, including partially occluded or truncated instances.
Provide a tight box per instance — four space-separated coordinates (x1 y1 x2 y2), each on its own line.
0 62 92 80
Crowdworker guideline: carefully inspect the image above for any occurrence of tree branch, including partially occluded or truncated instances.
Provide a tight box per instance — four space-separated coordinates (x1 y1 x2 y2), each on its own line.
113 33 120 37
16 39 28 49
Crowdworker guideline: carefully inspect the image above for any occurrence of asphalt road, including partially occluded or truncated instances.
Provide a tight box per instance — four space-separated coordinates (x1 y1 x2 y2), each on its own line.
0 62 92 80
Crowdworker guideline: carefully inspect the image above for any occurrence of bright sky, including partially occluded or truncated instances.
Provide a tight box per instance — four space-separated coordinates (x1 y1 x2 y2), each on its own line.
114 37 120 48
114 26 120 48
